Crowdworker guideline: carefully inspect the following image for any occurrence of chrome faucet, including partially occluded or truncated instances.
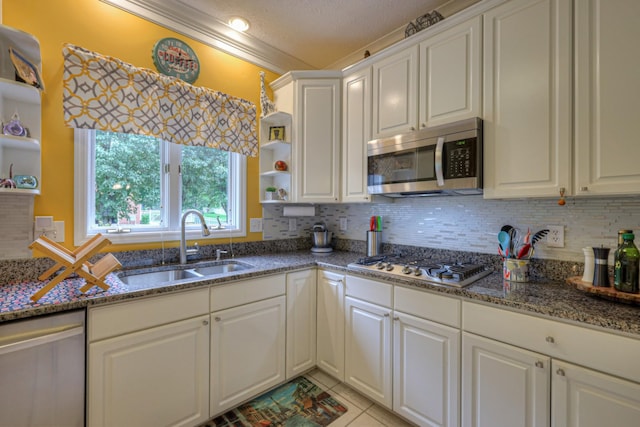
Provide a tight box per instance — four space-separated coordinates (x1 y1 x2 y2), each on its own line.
216 249 228 261
180 209 210 264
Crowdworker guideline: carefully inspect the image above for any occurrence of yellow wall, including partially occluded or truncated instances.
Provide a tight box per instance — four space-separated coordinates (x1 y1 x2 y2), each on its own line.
3 0 278 251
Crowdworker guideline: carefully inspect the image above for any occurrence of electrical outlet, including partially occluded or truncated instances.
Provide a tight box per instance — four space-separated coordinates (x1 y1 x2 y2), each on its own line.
547 225 564 247
249 218 263 233
339 217 348 231
288 218 297 232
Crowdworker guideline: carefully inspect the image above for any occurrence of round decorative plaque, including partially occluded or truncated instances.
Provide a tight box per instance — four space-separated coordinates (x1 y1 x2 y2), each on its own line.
152 37 200 83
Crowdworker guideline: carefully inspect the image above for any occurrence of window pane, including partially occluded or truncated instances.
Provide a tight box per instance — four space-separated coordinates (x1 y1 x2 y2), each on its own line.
94 131 162 227
181 145 230 226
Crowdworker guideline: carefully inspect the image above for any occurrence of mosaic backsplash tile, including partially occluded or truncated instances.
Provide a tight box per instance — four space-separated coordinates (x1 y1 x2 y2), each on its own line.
263 195 640 263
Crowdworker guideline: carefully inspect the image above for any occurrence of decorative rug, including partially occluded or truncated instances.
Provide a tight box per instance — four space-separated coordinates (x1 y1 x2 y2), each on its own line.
203 376 348 427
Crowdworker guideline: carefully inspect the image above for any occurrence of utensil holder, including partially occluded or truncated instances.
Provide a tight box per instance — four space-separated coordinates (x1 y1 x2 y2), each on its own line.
366 231 382 257
503 259 530 282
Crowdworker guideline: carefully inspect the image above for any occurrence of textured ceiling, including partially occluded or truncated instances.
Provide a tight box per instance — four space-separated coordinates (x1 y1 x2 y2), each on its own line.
103 0 478 71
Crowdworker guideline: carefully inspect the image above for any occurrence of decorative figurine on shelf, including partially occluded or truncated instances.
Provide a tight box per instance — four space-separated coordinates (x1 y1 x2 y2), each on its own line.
274 160 288 171
3 112 28 137
0 164 16 188
259 71 277 118
277 188 288 201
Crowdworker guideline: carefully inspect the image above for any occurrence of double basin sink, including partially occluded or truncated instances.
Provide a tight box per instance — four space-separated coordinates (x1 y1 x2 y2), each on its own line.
118 260 254 290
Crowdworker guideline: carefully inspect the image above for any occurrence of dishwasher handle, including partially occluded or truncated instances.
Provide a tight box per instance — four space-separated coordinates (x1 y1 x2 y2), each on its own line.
0 324 84 355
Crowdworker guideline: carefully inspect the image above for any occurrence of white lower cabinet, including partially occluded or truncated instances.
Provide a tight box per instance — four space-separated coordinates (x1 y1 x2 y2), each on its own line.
87 289 210 427
462 332 550 427
316 269 346 381
394 313 460 427
210 275 286 416
552 360 640 427
462 301 640 427
345 295 393 409
286 269 317 378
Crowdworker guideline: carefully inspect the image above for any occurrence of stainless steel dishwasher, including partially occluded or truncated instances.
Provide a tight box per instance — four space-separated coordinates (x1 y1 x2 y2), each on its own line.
0 309 85 427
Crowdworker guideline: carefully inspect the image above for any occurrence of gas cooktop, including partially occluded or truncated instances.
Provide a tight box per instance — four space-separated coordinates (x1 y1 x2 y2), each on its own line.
347 255 493 288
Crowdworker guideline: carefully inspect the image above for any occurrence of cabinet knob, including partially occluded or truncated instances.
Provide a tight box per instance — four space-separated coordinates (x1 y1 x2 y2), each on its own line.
215 316 221 322
384 313 390 317
203 320 209 326
535 361 544 368
580 186 589 191
556 368 566 376
545 336 555 344
421 123 426 128
393 316 400 321
410 126 416 131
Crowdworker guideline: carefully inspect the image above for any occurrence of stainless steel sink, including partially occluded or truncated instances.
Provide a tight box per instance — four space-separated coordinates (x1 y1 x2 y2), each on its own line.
118 260 254 289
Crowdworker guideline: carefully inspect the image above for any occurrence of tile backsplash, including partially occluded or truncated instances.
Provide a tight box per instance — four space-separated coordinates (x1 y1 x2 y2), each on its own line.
263 195 640 263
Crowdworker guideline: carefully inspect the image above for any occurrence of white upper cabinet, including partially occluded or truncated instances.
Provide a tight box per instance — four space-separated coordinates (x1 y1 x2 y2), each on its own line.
482 0 572 199
372 46 419 138
574 0 640 196
419 16 482 128
342 67 372 203
272 71 341 203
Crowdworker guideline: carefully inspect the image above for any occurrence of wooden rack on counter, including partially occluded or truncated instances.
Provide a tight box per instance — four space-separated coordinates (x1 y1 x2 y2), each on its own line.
29 233 121 302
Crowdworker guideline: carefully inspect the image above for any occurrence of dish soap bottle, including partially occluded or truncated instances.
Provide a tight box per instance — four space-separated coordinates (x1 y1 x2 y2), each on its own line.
614 233 640 293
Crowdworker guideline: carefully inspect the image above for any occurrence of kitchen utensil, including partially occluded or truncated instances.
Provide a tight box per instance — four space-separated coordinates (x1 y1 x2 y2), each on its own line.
517 244 531 259
498 231 510 255
531 229 549 247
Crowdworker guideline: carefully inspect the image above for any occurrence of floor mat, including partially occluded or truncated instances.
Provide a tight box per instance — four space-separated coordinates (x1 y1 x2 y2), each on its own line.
203 376 348 427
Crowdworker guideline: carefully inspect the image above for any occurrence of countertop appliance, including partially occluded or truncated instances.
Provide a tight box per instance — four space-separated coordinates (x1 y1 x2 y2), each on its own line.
348 255 493 288
367 117 483 197
0 309 85 426
311 222 333 253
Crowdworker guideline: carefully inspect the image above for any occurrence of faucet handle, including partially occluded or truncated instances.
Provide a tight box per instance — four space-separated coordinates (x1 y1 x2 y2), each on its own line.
215 249 228 260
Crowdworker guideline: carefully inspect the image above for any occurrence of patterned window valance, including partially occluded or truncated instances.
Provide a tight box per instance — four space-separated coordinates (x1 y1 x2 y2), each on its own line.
62 44 258 157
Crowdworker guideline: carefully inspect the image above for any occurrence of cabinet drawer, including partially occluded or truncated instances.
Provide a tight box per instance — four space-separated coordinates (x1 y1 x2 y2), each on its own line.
463 302 640 383
394 286 461 327
210 274 286 312
345 275 392 307
88 287 209 341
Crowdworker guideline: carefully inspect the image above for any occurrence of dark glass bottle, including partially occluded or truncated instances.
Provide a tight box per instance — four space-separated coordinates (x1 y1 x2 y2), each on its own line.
614 233 640 293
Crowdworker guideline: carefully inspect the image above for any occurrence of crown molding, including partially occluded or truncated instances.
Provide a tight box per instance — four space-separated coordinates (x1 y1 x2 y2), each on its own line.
100 0 314 74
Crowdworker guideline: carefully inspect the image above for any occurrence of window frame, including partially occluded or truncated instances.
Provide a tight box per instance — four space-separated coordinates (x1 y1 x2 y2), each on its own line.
74 129 246 246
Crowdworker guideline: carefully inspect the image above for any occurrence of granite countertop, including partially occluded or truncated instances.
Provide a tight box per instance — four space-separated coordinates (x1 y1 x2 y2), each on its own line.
1 250 639 338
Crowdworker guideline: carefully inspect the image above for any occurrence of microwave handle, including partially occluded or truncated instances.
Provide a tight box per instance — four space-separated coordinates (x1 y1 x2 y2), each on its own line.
435 136 445 187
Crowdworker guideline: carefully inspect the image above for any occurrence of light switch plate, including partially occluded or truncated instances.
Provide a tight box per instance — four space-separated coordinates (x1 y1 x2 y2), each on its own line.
53 221 65 242
288 218 296 232
249 218 263 233
339 217 348 231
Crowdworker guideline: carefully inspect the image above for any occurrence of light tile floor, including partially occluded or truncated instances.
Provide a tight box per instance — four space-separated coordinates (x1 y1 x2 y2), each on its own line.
304 369 417 427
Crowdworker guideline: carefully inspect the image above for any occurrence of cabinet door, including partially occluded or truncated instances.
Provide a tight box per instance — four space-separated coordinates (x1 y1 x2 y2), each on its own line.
342 67 372 203
462 332 550 427
296 78 341 203
552 360 640 427
419 16 482 128
286 269 317 379
88 315 210 427
345 296 392 409
574 0 640 196
372 46 419 138
482 0 572 198
394 311 460 427
210 296 286 416
316 269 345 381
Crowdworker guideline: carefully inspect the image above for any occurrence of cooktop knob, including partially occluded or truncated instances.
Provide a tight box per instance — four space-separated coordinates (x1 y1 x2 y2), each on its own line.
414 268 422 277
385 263 395 271
376 261 385 269
401 265 412 274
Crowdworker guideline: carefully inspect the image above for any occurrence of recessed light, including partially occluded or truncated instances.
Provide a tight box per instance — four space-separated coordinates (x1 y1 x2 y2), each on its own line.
228 17 250 32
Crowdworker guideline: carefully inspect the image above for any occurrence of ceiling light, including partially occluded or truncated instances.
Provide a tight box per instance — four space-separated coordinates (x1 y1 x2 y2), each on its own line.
228 17 249 32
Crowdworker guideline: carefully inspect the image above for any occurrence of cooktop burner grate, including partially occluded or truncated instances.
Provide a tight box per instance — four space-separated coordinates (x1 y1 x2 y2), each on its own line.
348 258 493 288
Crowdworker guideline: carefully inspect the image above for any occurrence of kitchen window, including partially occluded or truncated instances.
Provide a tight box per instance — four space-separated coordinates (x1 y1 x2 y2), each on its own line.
74 129 246 245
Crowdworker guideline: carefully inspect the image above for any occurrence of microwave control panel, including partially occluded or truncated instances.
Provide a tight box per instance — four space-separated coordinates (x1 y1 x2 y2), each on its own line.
445 139 476 178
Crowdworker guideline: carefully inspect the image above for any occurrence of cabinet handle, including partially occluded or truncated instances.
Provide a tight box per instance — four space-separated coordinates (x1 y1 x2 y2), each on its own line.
384 313 390 317
393 316 399 321
535 361 544 368
545 336 555 344
203 320 209 326
556 368 566 376
214 316 221 322
580 186 588 191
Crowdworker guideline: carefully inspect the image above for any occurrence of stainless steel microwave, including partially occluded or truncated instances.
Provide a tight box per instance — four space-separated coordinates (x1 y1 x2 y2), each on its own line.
367 118 483 197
